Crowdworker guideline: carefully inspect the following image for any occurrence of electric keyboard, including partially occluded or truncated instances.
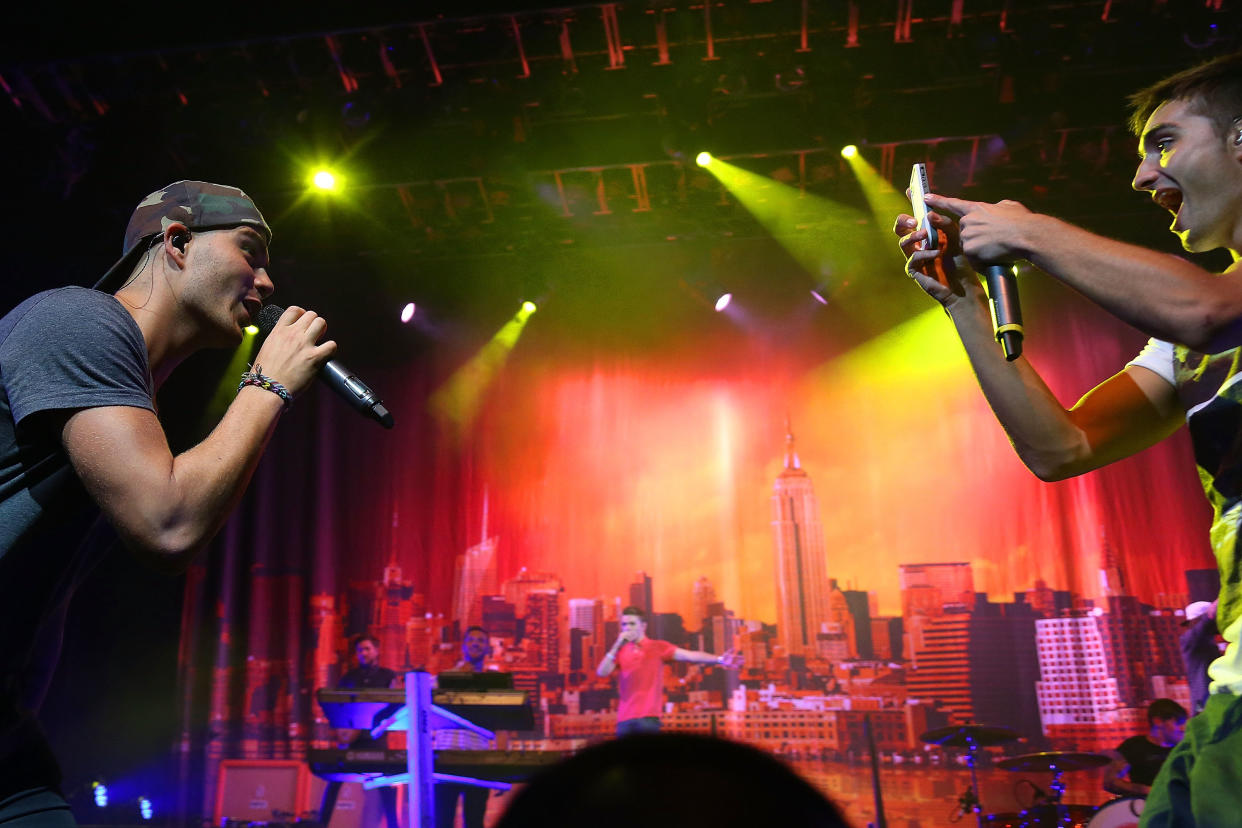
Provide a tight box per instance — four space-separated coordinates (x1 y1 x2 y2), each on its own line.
307 748 570 783
316 687 535 731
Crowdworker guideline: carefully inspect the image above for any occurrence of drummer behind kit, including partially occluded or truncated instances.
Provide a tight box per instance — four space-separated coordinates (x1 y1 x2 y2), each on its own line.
918 725 1145 828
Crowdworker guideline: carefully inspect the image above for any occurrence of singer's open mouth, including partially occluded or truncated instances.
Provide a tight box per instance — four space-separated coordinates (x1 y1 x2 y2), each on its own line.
1153 188 1183 215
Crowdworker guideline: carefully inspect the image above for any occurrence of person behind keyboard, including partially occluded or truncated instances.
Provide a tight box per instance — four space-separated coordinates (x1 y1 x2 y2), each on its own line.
433 625 496 828
318 635 400 828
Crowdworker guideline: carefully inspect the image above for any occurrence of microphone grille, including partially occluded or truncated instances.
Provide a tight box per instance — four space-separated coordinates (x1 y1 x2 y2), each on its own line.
256 304 285 336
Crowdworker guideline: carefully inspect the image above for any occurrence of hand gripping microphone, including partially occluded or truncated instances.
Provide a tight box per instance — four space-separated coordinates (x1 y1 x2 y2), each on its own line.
257 305 394 429
981 263 1023 361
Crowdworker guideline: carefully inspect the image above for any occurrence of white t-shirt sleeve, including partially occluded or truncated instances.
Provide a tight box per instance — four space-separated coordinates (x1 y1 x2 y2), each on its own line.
1126 338 1176 387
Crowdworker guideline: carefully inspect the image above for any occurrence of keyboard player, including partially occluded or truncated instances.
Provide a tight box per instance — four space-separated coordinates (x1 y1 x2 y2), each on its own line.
433 625 496 828
318 635 401 828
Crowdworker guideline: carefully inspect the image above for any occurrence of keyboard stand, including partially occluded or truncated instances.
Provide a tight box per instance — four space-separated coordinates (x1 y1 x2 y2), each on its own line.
357 670 505 828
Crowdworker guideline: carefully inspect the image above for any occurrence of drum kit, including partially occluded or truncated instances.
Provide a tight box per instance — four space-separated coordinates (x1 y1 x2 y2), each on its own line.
917 725 1144 828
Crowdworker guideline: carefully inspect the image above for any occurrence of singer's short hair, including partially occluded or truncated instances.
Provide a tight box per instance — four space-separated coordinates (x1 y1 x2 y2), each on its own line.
1147 698 1188 725
1128 51 1242 137
620 606 647 621
352 634 380 651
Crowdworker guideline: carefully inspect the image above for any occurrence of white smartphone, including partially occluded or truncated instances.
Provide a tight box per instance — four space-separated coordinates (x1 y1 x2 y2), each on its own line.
909 162 938 251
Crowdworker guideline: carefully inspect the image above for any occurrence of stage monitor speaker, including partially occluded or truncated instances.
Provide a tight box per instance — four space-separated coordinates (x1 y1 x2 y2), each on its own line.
307 777 364 828
213 759 310 826
307 776 407 828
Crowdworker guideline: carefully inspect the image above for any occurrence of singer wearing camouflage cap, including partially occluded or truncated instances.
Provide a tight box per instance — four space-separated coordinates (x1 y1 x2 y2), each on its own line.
0 181 335 824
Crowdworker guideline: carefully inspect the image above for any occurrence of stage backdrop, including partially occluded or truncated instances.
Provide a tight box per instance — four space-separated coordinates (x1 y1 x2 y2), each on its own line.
173 245 1217 826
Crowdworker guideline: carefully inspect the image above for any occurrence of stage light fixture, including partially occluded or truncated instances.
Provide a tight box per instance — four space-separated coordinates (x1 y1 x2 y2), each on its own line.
522 301 537 314
840 145 858 159
312 170 339 191
714 292 733 312
245 324 259 335
696 152 713 167
810 277 838 306
92 782 108 808
400 302 416 323
138 796 153 821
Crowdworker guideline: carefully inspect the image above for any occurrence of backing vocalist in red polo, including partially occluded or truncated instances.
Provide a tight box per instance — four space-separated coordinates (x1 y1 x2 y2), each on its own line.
596 606 742 737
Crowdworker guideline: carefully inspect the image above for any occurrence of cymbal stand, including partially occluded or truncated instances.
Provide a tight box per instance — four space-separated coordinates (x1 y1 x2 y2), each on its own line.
1044 766 1072 827
955 735 984 828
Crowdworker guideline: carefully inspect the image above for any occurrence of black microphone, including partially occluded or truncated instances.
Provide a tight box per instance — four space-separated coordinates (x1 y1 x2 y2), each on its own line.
981 263 1023 361
257 305 394 429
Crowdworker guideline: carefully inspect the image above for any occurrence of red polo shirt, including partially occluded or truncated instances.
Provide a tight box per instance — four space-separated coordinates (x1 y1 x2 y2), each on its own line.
616 638 677 722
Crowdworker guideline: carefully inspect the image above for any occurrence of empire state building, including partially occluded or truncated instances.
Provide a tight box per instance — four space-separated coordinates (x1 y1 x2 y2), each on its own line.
771 424 831 657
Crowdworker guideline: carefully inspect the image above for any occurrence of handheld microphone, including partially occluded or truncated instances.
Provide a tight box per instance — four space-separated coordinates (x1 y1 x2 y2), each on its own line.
981 263 1023 361
257 305 394 429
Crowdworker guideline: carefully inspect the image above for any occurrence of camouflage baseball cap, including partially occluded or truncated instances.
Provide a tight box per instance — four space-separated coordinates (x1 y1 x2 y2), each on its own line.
94 180 272 292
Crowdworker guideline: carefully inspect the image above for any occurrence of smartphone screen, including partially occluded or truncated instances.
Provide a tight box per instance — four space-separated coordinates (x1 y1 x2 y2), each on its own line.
909 163 938 251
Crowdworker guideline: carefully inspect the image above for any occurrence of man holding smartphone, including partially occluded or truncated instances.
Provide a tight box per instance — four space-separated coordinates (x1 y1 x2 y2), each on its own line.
894 52 1242 827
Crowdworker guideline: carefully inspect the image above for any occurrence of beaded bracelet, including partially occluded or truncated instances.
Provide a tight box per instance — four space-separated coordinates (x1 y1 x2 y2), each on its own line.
237 364 291 408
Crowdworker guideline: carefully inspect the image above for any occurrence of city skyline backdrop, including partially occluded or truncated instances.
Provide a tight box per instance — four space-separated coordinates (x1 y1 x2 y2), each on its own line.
293 408 1218 752
370 297 1217 627
168 288 1226 822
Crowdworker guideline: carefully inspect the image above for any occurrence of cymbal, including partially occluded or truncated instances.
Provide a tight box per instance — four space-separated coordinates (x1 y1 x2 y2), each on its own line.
918 724 1019 747
995 751 1110 773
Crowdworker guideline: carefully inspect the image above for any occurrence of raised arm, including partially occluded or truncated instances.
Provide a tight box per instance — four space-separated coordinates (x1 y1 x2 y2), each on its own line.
672 648 743 669
1101 750 1151 797
924 193 1242 352
597 634 627 677
61 307 334 568
896 211 1184 481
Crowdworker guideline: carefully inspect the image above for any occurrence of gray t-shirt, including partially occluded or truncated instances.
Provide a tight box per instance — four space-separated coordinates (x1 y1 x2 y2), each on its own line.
0 287 154 782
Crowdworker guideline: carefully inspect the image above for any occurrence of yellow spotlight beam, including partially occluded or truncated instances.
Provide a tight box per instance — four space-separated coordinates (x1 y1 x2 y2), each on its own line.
698 155 873 280
841 148 918 270
816 305 969 390
431 303 537 436
199 327 260 432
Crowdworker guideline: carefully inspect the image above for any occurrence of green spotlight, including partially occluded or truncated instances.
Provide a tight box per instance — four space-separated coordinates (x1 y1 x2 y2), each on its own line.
695 151 713 168
841 145 858 159
312 170 339 191
693 147 870 285
199 325 259 432
433 301 536 437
